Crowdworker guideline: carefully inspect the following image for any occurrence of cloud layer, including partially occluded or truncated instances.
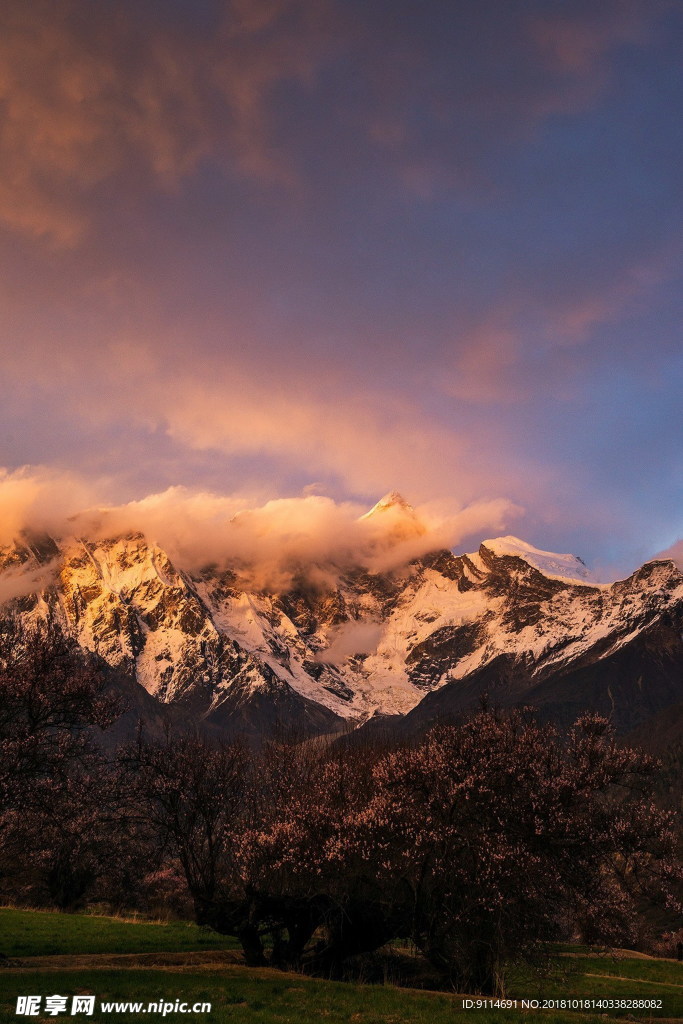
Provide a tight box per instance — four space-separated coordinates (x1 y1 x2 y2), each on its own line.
0 467 518 592
0 0 336 245
0 1 681 578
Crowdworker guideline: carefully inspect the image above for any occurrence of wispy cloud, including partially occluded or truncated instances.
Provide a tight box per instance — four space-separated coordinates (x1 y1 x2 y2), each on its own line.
655 539 683 573
0 0 680 580
0 0 336 245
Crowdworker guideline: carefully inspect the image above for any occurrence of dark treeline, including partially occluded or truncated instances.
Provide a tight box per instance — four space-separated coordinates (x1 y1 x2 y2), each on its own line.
0 622 680 995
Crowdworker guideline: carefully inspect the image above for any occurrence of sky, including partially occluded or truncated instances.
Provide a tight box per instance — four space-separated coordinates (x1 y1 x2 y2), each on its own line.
0 0 682 579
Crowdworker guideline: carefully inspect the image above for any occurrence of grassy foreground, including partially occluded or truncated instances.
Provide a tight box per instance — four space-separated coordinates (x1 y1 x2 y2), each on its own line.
3 966 671 1024
507 955 682 1014
0 907 239 957
0 908 680 1023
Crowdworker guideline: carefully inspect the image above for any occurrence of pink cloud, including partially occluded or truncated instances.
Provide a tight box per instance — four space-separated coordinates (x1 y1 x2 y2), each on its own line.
655 539 683 572
0 0 337 245
530 2 667 74
0 467 521 592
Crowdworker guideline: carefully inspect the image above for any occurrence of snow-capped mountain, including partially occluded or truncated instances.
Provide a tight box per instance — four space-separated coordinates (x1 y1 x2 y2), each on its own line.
2 493 682 738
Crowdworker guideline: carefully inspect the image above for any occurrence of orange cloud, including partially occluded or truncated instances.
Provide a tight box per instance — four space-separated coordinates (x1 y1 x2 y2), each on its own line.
0 467 521 592
0 465 100 545
0 0 336 245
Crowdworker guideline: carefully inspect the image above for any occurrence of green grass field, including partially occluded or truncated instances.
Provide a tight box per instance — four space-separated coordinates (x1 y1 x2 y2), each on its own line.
0 907 239 957
1 967 661 1024
508 956 683 1015
0 908 680 1023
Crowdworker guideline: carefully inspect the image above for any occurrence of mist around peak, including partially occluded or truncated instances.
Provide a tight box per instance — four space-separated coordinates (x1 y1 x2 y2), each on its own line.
655 538 683 574
0 465 519 595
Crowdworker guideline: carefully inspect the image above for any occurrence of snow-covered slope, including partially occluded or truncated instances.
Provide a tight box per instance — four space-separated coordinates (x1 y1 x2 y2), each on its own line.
476 536 598 584
2 500 682 736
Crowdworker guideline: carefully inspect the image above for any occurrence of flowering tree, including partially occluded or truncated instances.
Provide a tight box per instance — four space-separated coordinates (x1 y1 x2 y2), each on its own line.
0 619 119 787
118 703 680 991
125 731 257 953
0 618 125 907
128 730 392 968
235 737 394 971
340 710 679 993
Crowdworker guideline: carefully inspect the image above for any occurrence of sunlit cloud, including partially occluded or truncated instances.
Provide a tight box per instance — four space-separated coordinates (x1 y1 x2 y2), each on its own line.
0 0 336 245
0 466 101 546
0 466 520 593
0 0 680 581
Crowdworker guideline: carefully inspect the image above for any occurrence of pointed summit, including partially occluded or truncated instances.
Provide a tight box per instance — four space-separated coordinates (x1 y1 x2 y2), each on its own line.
360 491 426 543
361 491 414 519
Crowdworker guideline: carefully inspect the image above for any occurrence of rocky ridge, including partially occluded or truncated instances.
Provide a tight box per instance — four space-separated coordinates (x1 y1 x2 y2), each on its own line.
1 494 682 737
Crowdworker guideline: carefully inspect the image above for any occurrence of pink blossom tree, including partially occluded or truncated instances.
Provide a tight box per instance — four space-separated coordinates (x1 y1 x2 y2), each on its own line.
339 710 679 993
0 618 125 908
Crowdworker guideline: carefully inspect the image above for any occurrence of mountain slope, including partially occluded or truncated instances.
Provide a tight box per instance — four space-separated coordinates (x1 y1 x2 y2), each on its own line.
1 503 682 737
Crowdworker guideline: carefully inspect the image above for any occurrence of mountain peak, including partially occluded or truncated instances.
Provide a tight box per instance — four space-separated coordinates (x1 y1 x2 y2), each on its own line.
359 492 426 545
479 535 597 584
362 491 414 518
2 517 683 740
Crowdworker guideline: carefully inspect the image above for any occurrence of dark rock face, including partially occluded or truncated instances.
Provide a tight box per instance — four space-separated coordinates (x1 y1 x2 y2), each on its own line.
204 670 346 741
406 623 485 689
401 611 683 737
